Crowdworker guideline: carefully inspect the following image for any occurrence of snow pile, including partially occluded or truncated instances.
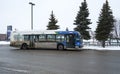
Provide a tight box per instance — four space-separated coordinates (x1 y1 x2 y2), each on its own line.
83 46 120 50
0 41 10 45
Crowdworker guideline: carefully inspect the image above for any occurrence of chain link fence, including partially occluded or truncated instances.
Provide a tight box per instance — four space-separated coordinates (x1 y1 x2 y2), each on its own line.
83 39 120 46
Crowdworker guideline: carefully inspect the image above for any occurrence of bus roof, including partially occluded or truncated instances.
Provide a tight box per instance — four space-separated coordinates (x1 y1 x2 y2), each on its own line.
12 30 80 35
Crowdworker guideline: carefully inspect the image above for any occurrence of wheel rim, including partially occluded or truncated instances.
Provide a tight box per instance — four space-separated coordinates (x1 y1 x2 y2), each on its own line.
22 44 27 49
58 45 64 50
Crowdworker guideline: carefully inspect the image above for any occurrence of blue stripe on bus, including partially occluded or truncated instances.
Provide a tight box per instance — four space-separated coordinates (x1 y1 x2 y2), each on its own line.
56 31 79 35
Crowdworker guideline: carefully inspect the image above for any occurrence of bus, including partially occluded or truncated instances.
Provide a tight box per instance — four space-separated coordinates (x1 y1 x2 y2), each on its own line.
10 30 83 50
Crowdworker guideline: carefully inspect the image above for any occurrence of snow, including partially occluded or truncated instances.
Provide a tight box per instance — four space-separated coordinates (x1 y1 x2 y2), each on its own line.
0 41 10 45
0 41 120 50
83 39 120 50
83 46 120 50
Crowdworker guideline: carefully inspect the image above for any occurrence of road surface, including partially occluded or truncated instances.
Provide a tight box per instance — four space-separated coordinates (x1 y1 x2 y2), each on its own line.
0 45 120 74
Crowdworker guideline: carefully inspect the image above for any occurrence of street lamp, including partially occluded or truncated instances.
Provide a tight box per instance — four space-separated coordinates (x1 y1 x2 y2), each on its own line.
29 2 35 30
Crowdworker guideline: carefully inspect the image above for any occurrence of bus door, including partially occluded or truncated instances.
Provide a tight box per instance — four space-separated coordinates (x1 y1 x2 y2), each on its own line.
66 34 75 48
29 35 35 48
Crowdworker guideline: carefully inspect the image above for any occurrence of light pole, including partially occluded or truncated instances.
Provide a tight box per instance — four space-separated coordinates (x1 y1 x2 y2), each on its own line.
29 2 35 30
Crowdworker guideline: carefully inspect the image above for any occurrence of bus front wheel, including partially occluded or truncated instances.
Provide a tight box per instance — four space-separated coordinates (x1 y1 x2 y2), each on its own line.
57 44 64 50
21 44 28 49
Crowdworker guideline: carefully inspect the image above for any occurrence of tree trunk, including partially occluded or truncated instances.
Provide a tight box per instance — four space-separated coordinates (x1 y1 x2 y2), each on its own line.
109 38 111 46
116 38 119 46
102 41 105 48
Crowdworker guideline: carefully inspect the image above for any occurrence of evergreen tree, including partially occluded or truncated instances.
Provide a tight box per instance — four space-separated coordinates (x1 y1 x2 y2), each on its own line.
95 0 114 47
47 11 59 30
74 0 92 40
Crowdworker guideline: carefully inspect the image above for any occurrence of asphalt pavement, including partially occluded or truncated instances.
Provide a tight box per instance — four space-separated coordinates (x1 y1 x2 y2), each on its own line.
0 45 120 74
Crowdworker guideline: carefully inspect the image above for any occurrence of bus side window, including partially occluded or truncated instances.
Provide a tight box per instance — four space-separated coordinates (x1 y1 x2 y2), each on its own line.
24 35 27 41
56 35 60 42
34 35 39 42
56 35 65 42
47 34 55 41
39 34 46 41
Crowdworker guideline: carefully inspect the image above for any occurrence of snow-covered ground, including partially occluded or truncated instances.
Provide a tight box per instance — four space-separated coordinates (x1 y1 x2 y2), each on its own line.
0 41 120 50
83 39 120 50
83 46 120 50
0 41 10 45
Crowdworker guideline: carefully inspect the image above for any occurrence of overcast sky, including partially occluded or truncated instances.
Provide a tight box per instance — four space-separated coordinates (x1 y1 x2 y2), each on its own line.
0 0 120 33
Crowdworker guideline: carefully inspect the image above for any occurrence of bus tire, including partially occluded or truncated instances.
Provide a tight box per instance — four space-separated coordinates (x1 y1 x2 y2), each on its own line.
57 44 64 50
21 43 28 49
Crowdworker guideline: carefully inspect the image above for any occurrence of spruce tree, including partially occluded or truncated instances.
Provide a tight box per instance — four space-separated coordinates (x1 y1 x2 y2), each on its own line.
74 0 92 40
95 0 114 47
47 11 59 30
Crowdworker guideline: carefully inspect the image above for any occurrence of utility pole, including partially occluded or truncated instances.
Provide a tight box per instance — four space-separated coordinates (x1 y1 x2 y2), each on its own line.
29 2 35 30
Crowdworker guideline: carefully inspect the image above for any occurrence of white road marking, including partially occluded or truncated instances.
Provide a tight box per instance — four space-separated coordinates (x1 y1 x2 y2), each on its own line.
1 67 30 73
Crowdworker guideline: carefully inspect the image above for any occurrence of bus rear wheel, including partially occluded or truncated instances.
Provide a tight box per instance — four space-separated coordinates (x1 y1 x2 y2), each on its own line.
57 45 64 50
21 44 28 49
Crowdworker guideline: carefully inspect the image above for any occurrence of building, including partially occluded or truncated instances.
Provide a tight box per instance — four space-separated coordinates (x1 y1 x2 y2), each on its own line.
0 34 6 41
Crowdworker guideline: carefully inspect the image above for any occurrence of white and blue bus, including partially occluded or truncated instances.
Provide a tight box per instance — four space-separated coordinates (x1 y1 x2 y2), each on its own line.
10 30 83 50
